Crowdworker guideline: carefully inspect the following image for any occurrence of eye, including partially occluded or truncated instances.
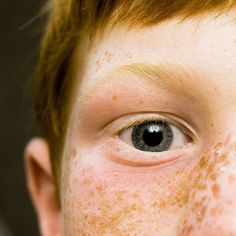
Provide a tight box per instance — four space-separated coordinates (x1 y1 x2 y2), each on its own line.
119 120 190 152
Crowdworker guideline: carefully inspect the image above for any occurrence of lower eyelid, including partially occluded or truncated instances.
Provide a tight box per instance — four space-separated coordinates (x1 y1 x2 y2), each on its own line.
107 150 191 167
103 136 194 167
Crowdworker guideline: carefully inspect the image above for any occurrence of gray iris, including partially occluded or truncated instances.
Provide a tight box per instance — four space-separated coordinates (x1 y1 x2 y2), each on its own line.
131 121 173 152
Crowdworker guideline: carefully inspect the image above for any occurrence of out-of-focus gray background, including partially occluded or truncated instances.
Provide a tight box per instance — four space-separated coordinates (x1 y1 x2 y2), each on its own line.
0 0 43 235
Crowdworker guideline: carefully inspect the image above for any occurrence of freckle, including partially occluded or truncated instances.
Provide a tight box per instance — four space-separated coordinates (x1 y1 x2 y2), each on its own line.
152 201 159 208
198 183 207 191
112 95 117 101
211 183 220 198
96 184 105 194
95 60 101 71
175 169 182 175
228 174 236 185
223 159 230 166
229 144 236 153
206 163 214 174
69 148 76 158
159 201 167 209
210 173 217 181
210 205 223 216
226 200 234 205
139 100 143 105
220 153 227 161
199 156 207 168
116 190 127 201
82 177 92 186
200 206 206 217
96 60 100 66
88 191 95 198
201 196 207 202
182 223 194 235
131 192 139 199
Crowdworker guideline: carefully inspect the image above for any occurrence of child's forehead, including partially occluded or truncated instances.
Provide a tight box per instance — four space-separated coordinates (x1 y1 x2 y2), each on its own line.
81 12 236 83
70 12 236 124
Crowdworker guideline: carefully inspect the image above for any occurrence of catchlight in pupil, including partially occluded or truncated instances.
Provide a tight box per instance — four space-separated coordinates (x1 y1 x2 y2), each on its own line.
143 125 163 147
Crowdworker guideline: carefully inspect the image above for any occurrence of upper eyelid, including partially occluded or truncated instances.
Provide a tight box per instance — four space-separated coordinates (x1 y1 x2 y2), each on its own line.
116 117 168 133
104 113 197 141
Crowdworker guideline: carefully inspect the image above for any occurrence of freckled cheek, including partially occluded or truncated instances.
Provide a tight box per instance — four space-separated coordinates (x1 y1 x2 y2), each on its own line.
181 140 236 235
62 152 195 235
65 156 192 207
189 143 236 207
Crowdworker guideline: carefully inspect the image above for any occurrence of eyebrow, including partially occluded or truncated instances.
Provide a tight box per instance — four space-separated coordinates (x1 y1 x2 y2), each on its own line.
115 62 195 89
82 62 198 95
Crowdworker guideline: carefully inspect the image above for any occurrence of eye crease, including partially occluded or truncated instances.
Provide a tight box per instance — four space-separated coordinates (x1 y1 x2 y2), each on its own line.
119 118 191 153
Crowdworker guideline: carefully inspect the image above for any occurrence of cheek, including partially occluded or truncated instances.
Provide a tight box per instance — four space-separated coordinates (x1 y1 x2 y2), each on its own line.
182 138 236 235
61 149 195 236
61 138 236 236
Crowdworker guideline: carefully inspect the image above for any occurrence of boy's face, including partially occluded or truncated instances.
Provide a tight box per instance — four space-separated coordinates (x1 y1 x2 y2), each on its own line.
61 11 236 235
26 10 236 236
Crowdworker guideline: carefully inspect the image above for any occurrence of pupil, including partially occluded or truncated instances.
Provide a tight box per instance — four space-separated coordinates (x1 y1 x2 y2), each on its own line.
131 121 173 152
143 126 163 147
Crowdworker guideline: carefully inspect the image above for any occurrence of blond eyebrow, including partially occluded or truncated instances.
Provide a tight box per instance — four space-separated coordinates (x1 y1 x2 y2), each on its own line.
82 62 197 95
116 62 194 89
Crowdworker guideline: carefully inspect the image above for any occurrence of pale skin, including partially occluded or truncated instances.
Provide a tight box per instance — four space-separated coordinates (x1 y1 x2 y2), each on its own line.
25 9 236 236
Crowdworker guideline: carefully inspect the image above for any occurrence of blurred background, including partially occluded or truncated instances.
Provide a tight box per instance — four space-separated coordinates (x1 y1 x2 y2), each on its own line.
0 0 43 235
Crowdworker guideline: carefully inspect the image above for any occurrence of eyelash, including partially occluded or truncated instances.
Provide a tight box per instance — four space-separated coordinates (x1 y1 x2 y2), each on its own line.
111 115 192 141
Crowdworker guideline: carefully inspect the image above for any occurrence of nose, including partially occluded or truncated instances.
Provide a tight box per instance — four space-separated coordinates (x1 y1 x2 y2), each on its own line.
182 138 236 236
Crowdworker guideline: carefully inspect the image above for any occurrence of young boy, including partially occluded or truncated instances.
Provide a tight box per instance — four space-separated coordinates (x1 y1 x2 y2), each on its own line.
25 0 236 235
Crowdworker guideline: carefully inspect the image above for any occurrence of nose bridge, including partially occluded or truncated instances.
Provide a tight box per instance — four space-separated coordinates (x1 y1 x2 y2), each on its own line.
182 138 236 236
